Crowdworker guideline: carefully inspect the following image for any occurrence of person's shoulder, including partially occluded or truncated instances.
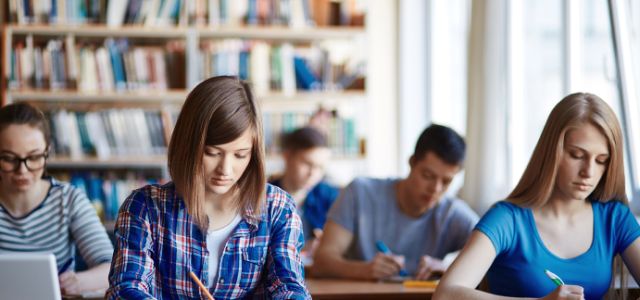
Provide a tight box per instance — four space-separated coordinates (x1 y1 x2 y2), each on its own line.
488 200 524 213
592 199 631 217
311 180 340 195
267 176 283 188
46 177 87 205
477 201 528 222
314 180 338 190
48 176 77 194
592 199 627 209
265 183 296 211
347 177 397 191
261 183 298 225
120 181 179 213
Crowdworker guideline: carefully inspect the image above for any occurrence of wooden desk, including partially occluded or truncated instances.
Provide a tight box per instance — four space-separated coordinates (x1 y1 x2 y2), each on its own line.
306 278 435 300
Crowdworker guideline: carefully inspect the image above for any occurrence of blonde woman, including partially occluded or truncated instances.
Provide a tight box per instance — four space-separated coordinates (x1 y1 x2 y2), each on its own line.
435 93 640 300
107 76 310 299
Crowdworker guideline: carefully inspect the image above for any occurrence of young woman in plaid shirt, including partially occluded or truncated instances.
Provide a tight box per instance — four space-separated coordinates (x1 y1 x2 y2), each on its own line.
107 76 310 299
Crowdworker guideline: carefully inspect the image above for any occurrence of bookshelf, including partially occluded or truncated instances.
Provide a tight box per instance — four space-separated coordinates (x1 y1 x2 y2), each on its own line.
1 0 383 217
46 155 167 169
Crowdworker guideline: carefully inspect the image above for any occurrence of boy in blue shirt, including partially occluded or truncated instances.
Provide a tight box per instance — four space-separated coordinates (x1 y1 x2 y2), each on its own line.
269 127 340 255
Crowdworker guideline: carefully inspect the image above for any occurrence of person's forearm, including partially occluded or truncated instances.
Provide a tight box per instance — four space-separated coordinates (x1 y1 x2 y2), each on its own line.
313 254 371 280
77 263 111 292
434 286 537 300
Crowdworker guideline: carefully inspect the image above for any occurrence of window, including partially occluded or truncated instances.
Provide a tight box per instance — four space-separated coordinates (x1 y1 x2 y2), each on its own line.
510 0 564 186
628 1 640 194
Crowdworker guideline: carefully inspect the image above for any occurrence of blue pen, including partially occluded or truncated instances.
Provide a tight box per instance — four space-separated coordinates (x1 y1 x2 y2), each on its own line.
375 241 409 276
58 259 73 275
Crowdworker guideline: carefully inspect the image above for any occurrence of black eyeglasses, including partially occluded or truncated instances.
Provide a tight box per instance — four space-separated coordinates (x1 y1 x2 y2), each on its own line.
0 153 49 172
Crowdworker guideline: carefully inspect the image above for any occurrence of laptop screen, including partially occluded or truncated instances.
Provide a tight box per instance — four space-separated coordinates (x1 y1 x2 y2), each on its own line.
0 253 61 300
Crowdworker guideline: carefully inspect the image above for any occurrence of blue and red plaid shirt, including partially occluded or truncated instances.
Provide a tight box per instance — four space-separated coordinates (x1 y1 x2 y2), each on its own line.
106 182 310 299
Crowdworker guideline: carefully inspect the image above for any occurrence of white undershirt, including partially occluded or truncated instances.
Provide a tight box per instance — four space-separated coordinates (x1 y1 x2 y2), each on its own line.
207 214 242 287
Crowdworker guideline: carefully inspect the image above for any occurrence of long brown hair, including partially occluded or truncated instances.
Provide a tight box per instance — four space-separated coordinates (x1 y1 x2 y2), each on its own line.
508 92 626 207
168 76 266 230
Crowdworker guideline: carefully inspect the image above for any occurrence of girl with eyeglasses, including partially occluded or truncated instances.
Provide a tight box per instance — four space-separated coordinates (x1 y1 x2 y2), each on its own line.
0 103 113 295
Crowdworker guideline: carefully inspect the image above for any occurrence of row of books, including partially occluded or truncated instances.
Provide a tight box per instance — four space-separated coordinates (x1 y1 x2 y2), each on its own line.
57 171 161 221
7 0 365 27
8 36 186 91
46 108 174 159
9 36 364 94
263 110 360 156
44 107 360 159
198 39 364 94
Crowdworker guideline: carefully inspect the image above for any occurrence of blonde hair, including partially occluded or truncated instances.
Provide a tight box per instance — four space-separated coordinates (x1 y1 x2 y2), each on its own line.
508 92 627 207
168 76 266 230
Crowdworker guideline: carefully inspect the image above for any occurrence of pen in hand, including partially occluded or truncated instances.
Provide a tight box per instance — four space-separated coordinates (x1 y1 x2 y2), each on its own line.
375 241 409 277
544 269 564 286
58 259 73 275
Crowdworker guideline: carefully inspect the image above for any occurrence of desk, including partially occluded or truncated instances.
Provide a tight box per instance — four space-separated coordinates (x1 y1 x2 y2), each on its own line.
65 279 435 299
306 278 435 300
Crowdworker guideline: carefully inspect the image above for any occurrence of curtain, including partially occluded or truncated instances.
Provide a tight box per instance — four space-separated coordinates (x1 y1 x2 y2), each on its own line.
459 0 512 214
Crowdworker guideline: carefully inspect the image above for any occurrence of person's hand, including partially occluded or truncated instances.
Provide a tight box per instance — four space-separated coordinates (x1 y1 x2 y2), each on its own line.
366 253 404 279
308 229 323 256
59 271 84 295
540 285 585 300
415 255 446 280
301 229 323 261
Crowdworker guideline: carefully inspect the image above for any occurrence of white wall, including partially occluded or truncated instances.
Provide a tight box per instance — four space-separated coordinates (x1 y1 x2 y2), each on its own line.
366 0 400 177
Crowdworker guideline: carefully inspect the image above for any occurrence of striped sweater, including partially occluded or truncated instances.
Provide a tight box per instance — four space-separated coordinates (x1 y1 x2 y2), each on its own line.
0 177 113 271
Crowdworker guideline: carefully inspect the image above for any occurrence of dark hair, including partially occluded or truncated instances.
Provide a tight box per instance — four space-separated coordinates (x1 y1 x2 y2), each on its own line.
413 124 465 165
168 76 265 230
0 102 51 147
281 126 328 152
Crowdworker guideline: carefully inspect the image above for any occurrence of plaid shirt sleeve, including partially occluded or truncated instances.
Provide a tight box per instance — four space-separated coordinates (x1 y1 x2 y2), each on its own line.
264 188 311 299
106 189 157 299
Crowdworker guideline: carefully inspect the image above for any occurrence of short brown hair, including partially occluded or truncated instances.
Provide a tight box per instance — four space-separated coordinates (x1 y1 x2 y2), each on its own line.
281 126 328 152
508 92 627 207
0 102 51 147
168 76 265 229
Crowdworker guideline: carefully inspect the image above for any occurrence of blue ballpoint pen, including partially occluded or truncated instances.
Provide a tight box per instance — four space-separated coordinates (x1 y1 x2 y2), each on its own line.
375 241 409 276
58 259 73 275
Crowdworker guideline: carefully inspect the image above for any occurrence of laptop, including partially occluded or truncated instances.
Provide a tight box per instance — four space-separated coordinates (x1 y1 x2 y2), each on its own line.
0 253 62 300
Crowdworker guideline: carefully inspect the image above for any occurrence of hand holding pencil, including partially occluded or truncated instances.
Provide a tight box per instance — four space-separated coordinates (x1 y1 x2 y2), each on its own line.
543 269 584 300
375 241 408 277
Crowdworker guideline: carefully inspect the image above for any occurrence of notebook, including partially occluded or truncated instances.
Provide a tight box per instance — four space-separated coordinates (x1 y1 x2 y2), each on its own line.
0 252 62 300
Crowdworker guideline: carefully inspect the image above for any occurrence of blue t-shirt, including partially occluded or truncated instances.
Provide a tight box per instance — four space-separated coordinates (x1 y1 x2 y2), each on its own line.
270 179 339 241
476 201 640 300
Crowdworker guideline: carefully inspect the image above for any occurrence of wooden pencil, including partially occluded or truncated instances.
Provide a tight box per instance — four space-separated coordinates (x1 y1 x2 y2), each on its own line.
189 271 215 300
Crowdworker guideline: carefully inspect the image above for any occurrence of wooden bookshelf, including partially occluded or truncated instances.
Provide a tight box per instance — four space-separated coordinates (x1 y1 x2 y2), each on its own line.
196 26 364 41
1 0 371 186
47 155 167 169
8 89 188 103
6 24 364 40
6 24 188 38
7 90 365 114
